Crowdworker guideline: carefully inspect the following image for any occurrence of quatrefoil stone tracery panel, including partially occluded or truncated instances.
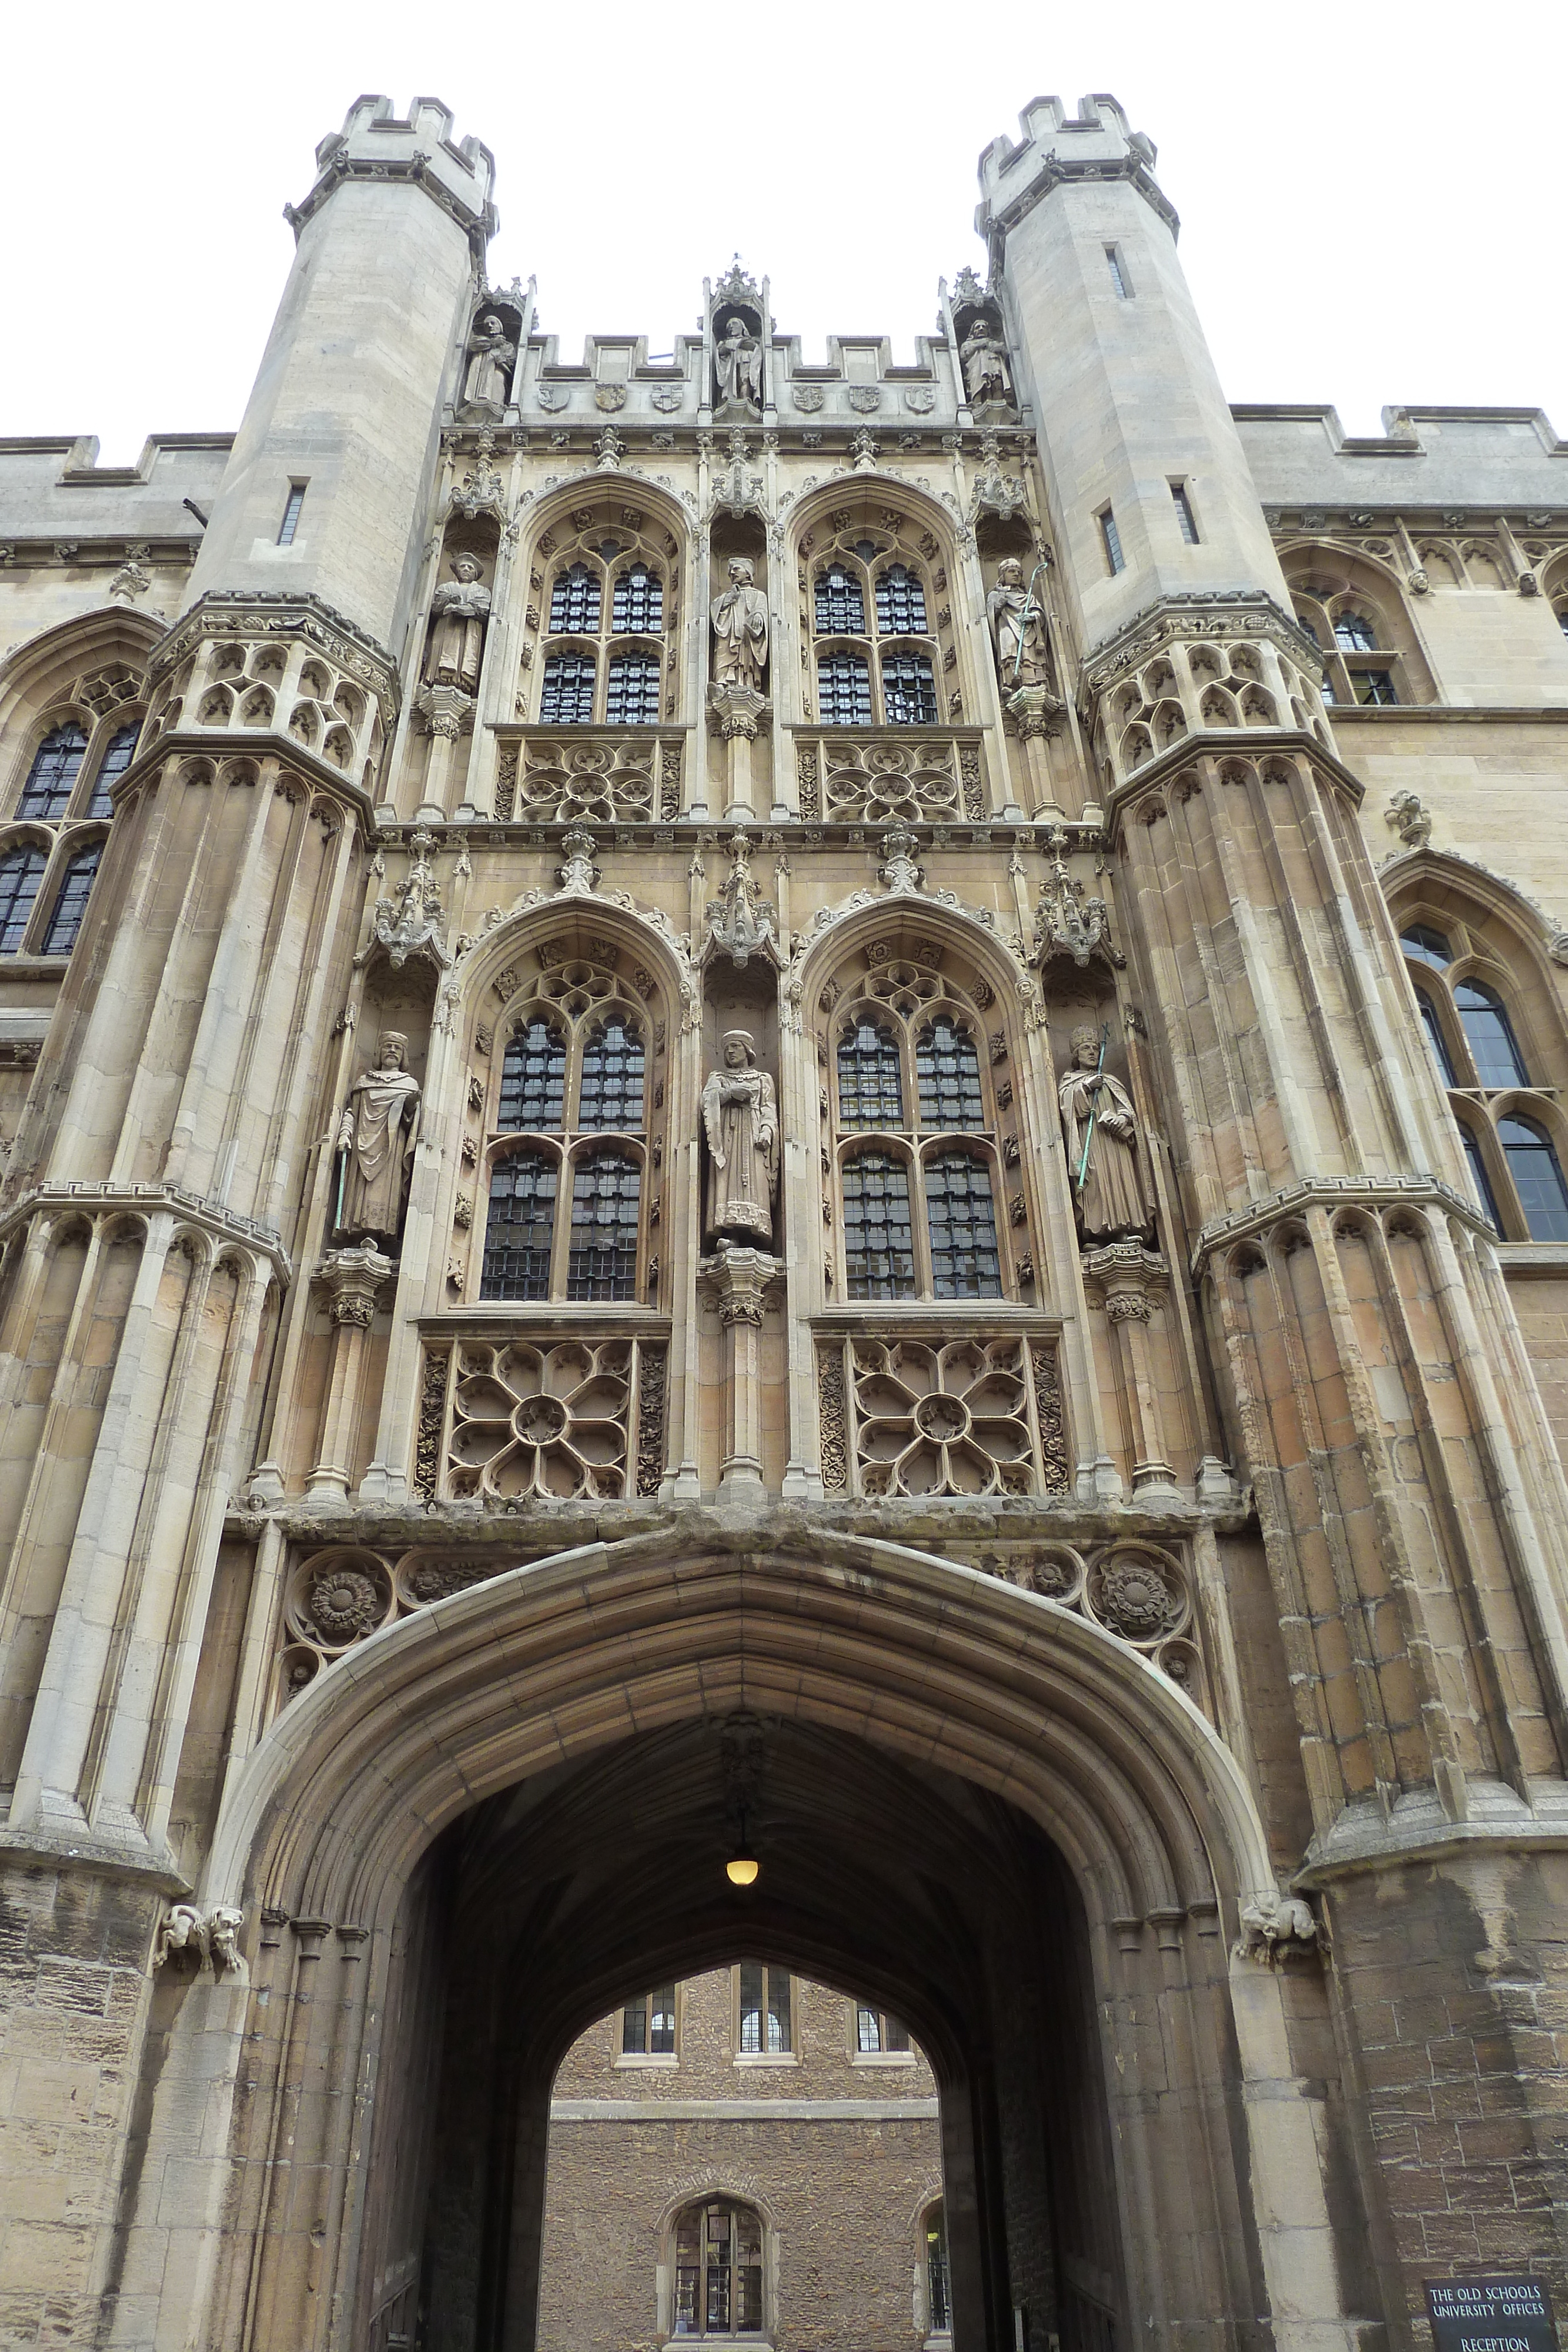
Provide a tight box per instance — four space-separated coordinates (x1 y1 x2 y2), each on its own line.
851 1338 1035 1495
446 1339 633 1499
824 742 961 826
517 739 657 824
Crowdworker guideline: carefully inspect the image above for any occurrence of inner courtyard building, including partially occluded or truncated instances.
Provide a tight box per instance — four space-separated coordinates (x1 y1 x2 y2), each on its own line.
0 84 1566 2352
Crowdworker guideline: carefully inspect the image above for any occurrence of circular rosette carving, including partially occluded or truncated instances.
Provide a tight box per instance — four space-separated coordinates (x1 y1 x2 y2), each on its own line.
277 1643 320 1709
446 1339 632 1500
1084 1545 1188 1647
1017 1545 1085 1603
1154 1636 1208 1712
286 1548 395 1653
852 1337 1034 1498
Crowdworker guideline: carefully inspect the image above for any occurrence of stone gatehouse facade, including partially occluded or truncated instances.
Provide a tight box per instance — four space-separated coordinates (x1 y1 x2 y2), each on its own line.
0 83 1566 2352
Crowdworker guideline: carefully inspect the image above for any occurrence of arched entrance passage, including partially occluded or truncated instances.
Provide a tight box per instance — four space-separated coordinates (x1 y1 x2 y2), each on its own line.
147 1530 1349 2352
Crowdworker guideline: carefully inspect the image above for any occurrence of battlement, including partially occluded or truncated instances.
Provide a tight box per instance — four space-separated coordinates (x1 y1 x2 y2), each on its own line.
975 93 1174 246
286 93 498 253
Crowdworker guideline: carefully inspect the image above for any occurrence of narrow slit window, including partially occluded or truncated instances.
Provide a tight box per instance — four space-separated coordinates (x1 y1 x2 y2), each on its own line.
277 484 306 546
1099 508 1125 576
842 1151 915 1299
1416 990 1457 1088
1459 1123 1503 1234
479 1152 557 1301
1105 245 1129 298
1171 483 1199 544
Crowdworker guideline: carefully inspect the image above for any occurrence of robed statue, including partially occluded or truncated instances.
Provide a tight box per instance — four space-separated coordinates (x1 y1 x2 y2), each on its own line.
702 1030 779 1244
462 312 516 412
711 557 770 690
423 555 492 695
1058 1024 1151 1242
336 1034 421 1240
987 557 1051 689
959 318 1013 409
716 315 763 410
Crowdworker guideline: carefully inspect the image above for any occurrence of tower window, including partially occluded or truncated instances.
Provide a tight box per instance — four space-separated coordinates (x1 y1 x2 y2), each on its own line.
881 650 938 727
875 563 928 637
815 562 865 636
817 649 873 727
1099 508 1125 575
916 1015 984 1131
1459 1122 1503 1234
1353 670 1398 706
1171 483 1199 544
1105 245 1130 298
838 1017 904 1129
277 484 306 546
604 651 661 727
842 1151 916 1299
1333 611 1378 652
539 653 597 725
550 562 602 636
1499 1115 1568 1242
577 1015 645 1130
497 1017 566 1130
611 560 663 634
924 1151 1002 1299
1455 978 1529 1089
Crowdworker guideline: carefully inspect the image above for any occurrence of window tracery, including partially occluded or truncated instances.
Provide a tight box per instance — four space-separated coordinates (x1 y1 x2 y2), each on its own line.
801 507 954 728
530 506 679 724
1285 551 1433 706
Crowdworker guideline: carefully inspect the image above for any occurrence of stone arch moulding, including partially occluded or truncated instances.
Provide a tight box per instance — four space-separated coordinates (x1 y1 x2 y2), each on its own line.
1380 843 1568 970
450 887 696 1038
788 890 1036 1035
788 473 959 562
0 602 162 709
522 473 693 573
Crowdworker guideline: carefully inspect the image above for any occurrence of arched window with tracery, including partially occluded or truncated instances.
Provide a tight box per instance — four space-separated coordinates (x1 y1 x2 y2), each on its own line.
18 725 88 819
532 506 676 724
40 843 102 955
803 508 952 728
1286 552 1433 706
476 951 656 1305
671 2199 764 2339
1454 978 1528 1088
838 1015 904 1128
0 845 47 954
86 722 139 817
1499 1115 1568 1241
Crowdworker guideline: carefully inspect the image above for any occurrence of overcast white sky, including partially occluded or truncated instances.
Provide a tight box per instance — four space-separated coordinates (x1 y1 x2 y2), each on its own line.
6 1 1565 465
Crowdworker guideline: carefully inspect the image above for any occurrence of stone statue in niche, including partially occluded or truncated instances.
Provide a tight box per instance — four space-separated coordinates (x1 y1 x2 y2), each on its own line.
336 1034 421 1241
988 557 1052 689
1058 1024 1152 1242
960 316 1014 412
423 555 492 694
716 315 763 411
711 557 770 690
702 1030 779 1244
462 312 517 415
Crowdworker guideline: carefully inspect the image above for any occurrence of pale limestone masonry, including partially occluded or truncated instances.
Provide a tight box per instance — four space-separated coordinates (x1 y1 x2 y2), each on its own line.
0 85 1566 2352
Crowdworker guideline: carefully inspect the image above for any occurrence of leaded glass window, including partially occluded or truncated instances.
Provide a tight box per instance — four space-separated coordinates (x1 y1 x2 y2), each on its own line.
1415 989 1457 1087
540 652 596 724
1401 924 1452 969
605 650 660 726
842 1152 915 1299
1459 1122 1503 1234
737 1963 791 2054
577 1015 644 1130
924 1151 1001 1298
856 2003 910 2053
19 726 87 819
1334 610 1378 652
926 2205 951 2336
838 1017 903 1128
672 2200 763 2338
882 650 937 727
1354 669 1398 706
917 1016 984 1129
611 561 662 634
497 1017 566 1130
567 1152 640 1299
818 650 872 727
88 723 139 818
41 844 101 955
550 562 601 635
875 563 927 636
480 1153 557 1301
0 846 46 953
815 562 865 635
1500 1115 1568 1241
1456 978 1529 1088
623 1984 677 2055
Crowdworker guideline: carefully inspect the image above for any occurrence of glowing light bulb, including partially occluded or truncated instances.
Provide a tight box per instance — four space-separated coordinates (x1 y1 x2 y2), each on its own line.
726 1854 760 1887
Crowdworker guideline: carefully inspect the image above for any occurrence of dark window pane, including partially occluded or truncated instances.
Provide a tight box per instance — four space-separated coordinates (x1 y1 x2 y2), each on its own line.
1320 677 1337 705
578 1015 644 1129
1101 509 1124 574
278 484 306 545
622 1994 648 2054
1459 1124 1503 1234
41 844 101 954
875 563 928 636
1500 1115 1568 1242
927 2209 951 2334
738 1960 763 2053
1455 979 1529 1088
567 1152 640 1299
882 650 938 726
838 1017 904 1128
1353 669 1398 705
1416 990 1457 1087
817 650 872 726
917 1015 984 1130
88 723 139 818
767 1969 791 2053
650 1984 676 2054
1105 245 1128 299
1172 483 1199 544
842 1152 915 1299
925 1151 1002 1298
498 1017 566 1129
0 846 47 953
738 1965 791 2054
19 725 87 819
611 561 663 634
1401 924 1452 969
605 651 660 726
1334 611 1378 652
480 1152 557 1300
1295 612 1321 647
814 562 865 635
540 652 596 724
549 561 601 635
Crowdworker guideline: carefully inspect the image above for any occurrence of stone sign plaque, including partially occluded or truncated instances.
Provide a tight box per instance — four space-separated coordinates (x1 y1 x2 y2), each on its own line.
1427 2280 1557 2352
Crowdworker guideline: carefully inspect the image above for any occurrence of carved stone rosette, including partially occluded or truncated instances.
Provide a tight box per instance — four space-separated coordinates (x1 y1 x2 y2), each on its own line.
816 1335 1069 1499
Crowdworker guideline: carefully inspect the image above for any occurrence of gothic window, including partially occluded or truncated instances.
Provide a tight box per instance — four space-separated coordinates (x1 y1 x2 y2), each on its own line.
1355 670 1399 706
540 653 596 724
1288 565 1432 705
875 563 927 636
838 1016 904 1128
1499 1115 1568 1241
671 2200 764 2338
855 2002 910 2053
622 1984 677 2056
86 723 139 818
478 963 653 1303
1334 611 1378 652
497 1017 567 1130
0 846 47 953
18 725 87 820
481 1152 557 1301
881 650 938 727
924 2203 952 2337
1455 978 1529 1088
1099 508 1125 574
1459 1120 1503 1233
737 1963 791 2054
815 562 865 634
1415 987 1458 1087
611 560 663 634
817 650 872 727
567 1151 641 1299
829 968 1011 1301
1400 923 1452 969
605 651 660 726
40 844 102 955
550 562 601 635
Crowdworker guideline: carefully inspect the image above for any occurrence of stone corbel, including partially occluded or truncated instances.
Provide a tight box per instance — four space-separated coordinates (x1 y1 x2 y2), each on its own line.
699 1243 785 1498
306 1245 396 1496
1081 1242 1175 1492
